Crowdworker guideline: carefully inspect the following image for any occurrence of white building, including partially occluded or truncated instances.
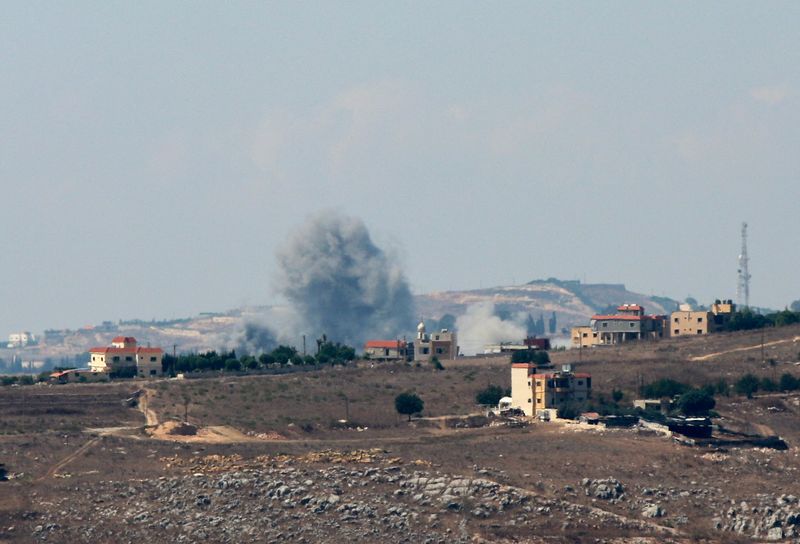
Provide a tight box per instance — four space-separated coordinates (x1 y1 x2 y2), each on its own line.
7 332 36 348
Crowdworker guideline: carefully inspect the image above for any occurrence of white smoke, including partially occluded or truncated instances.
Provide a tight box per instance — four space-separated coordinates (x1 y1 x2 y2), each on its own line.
275 211 415 347
455 302 527 356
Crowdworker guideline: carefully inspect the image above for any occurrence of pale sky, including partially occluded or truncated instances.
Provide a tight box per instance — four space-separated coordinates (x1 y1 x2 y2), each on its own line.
2 2 799 335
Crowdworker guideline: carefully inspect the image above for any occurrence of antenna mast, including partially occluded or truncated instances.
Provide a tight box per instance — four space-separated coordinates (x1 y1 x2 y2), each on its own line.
737 222 751 308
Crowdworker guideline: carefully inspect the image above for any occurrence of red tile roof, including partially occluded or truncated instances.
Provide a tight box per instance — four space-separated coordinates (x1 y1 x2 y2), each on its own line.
112 336 137 343
365 340 404 349
89 347 137 354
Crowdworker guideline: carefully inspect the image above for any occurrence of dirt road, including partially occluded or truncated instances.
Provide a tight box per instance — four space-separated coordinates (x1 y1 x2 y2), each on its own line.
690 335 800 361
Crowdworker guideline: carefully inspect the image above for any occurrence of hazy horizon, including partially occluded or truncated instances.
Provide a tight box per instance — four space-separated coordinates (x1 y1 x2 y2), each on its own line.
2 3 798 335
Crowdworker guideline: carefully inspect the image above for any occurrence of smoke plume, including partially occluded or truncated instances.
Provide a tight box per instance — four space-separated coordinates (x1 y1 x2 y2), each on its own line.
455 302 527 355
276 212 415 347
236 322 278 355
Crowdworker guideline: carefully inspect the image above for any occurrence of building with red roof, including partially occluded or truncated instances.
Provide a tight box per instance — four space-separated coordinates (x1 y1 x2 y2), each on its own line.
88 337 164 378
363 340 411 361
571 303 667 347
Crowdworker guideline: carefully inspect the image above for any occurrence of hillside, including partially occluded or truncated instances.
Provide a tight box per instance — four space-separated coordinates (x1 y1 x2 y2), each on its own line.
2 325 800 542
414 278 678 332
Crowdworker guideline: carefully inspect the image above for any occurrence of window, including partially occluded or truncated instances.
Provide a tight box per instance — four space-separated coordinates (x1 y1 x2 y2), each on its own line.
434 335 439 340
536 398 541 404
150 369 157 376
528 398 532 403
697 330 703 334
602 322 608 328
629 322 635 328
92 356 95 361
674 329 679 335
527 381 531 386
113 356 120 362
674 317 679 323
536 381 542 387
577 380 583 386
697 317 703 323
593 333 598 338
436 347 444 354
150 356 156 362
582 333 588 338
422 347 429 354
125 356 132 362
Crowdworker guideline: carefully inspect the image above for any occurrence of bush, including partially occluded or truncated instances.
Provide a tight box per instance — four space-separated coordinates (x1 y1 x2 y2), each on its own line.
475 385 506 406
109 367 136 379
677 389 716 416
510 349 550 365
735 373 760 399
760 377 778 392
612 389 624 403
395 392 424 421
642 378 689 399
224 358 241 372
779 373 800 391
430 356 444 370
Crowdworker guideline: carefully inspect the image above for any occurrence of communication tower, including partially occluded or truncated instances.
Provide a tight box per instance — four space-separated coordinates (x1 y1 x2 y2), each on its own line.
737 222 751 308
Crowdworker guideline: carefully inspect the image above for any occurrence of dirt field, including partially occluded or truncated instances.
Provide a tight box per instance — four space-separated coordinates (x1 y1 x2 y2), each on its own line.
1 325 800 542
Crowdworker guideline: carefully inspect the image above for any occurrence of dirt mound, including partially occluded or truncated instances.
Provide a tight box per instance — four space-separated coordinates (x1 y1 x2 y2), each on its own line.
164 421 198 436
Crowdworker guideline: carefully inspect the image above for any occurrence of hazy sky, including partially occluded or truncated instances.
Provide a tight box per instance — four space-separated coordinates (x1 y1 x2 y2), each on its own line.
2 2 798 335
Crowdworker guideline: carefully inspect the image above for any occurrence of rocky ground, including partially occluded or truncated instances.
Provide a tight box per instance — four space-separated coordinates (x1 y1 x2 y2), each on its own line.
18 450 685 544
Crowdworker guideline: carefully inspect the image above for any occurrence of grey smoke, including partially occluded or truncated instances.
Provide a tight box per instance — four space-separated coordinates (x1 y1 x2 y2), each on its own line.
237 322 278 355
456 302 527 356
276 212 415 347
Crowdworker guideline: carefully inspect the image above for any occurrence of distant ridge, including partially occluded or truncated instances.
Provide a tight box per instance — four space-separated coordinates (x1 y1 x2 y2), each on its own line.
414 278 679 333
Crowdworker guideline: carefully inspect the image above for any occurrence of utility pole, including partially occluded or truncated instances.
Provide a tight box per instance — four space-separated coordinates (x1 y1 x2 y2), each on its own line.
302 335 306 357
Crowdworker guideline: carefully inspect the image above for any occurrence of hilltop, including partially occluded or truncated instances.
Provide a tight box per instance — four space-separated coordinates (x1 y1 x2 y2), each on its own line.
415 278 678 331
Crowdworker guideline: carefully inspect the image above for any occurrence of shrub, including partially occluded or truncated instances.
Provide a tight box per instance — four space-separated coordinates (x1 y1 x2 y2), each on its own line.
642 378 689 399
760 377 778 392
430 356 444 370
677 389 716 416
612 389 624 403
475 385 506 406
779 373 800 391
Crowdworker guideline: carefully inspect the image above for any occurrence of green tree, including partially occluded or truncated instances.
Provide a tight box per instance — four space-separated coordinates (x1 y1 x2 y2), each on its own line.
224 358 241 372
677 389 716 416
612 389 624 403
760 377 778 392
779 373 800 391
476 384 506 406
430 356 444 370
735 373 760 399
395 392 424 421
642 378 689 399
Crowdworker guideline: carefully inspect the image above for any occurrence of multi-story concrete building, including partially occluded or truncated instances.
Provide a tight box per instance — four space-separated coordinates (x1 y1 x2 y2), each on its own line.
587 304 667 345
413 320 458 362
88 336 163 378
670 300 735 337
571 326 600 348
511 363 591 417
